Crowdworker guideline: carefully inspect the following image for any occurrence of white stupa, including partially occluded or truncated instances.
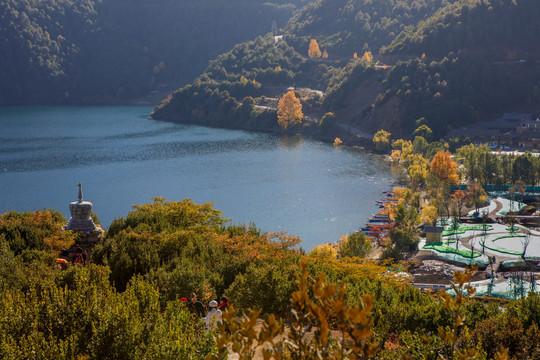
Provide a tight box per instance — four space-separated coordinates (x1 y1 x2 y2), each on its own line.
65 183 97 233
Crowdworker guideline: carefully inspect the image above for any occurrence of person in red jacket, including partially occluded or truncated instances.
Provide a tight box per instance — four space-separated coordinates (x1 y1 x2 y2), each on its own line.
219 296 230 312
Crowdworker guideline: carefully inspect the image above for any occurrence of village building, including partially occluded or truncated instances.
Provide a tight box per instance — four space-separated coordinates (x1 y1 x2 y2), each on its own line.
448 112 540 149
424 226 444 243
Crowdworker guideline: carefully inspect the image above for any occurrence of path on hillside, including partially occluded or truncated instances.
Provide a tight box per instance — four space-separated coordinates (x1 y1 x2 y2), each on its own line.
255 85 373 138
255 103 373 138
336 122 374 139
254 104 274 111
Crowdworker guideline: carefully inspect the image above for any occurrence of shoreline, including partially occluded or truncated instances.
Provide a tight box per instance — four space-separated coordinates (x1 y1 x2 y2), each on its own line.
151 112 376 150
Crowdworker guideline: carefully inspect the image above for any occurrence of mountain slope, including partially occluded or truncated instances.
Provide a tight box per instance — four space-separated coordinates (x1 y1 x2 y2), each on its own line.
0 0 307 105
285 0 458 55
384 0 540 58
153 0 540 140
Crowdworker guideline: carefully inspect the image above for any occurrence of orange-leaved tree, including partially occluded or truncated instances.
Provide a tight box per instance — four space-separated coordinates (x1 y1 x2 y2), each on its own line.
277 91 303 129
451 190 467 216
362 51 373 63
0 209 77 255
430 150 459 185
308 39 321 58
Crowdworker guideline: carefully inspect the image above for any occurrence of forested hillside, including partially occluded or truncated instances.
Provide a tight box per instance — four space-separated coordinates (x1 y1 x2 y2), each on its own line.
383 0 540 57
284 0 458 55
0 0 308 105
154 0 540 140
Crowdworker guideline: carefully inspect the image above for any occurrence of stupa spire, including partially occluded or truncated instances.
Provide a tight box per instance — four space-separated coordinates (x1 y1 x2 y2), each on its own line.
78 182 83 202
66 182 96 233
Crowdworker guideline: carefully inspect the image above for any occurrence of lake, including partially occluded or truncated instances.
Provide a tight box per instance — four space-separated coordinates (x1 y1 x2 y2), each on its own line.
0 106 399 250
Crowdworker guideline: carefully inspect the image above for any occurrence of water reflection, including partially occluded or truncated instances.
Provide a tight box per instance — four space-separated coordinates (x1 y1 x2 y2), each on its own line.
278 134 303 148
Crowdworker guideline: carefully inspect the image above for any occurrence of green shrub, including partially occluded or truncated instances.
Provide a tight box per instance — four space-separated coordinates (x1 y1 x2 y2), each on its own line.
226 262 296 316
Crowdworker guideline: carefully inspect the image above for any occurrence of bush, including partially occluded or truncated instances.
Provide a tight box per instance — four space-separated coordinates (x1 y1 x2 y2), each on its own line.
339 232 372 258
319 112 336 134
226 262 296 316
0 266 215 359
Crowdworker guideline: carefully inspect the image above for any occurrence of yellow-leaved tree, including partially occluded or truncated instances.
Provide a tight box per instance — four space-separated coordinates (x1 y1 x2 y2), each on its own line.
421 203 438 226
277 91 303 129
391 149 402 163
362 51 373 63
430 150 459 185
373 129 391 152
308 39 321 58
408 153 430 189
308 243 338 258
392 139 413 162
322 49 328 59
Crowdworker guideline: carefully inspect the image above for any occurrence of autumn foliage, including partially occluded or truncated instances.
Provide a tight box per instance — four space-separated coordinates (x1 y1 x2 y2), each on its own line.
372 129 391 152
277 90 303 129
362 51 373 62
0 197 536 359
308 39 321 58
209 260 378 360
430 150 459 185
0 209 76 255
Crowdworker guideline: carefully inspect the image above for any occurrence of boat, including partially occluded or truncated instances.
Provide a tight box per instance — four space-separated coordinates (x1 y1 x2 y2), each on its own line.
368 218 389 223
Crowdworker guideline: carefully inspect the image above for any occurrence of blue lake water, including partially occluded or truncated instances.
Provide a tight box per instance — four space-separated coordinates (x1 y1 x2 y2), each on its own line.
0 106 399 250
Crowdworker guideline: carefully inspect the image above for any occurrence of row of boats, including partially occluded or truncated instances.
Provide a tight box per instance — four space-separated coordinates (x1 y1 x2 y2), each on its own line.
360 185 407 240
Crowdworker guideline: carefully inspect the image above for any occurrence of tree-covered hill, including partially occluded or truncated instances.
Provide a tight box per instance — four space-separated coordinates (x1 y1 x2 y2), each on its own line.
352 0 540 137
284 0 459 56
0 0 308 105
383 0 540 58
154 0 540 140
151 34 338 131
